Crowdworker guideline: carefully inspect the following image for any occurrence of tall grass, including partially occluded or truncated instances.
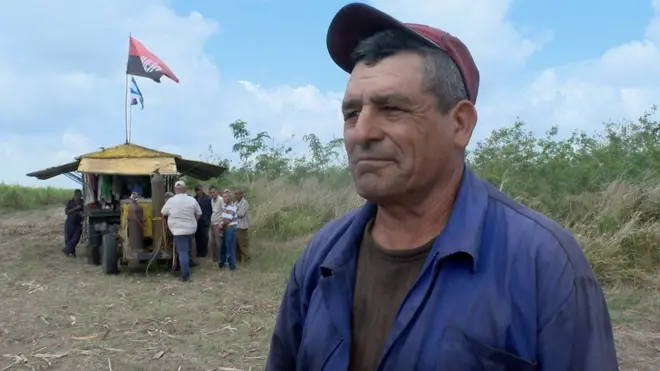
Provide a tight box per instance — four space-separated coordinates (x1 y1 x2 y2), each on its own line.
243 177 660 286
0 183 71 212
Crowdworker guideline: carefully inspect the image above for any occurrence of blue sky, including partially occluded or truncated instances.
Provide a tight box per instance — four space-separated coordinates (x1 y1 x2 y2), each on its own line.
178 0 652 88
1 0 659 187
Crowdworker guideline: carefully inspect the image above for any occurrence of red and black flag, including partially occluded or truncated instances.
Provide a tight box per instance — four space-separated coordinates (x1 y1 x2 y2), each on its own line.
126 37 179 83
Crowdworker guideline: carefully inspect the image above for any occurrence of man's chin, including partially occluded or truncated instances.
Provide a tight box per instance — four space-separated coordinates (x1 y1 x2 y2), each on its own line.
354 177 395 201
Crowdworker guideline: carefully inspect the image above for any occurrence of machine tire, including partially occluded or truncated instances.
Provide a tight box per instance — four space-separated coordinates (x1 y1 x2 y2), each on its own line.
101 233 119 275
87 244 101 265
87 225 102 265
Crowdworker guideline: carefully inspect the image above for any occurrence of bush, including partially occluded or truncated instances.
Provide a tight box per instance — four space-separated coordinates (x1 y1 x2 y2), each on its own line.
198 109 660 286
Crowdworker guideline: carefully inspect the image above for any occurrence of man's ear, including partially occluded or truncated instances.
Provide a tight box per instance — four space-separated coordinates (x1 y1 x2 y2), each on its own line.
451 100 478 150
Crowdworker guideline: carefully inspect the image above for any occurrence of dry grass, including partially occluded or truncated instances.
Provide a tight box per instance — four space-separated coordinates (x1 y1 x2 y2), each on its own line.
559 180 660 286
0 178 659 370
0 207 302 370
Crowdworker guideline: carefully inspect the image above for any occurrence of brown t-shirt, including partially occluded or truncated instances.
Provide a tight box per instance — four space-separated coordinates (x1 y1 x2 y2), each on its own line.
349 220 434 371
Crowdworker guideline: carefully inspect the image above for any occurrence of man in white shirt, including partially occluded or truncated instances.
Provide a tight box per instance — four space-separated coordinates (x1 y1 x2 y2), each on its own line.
218 189 239 271
161 180 201 281
209 185 225 263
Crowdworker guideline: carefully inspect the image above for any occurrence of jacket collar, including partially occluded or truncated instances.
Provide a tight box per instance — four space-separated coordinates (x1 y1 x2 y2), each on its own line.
320 166 489 273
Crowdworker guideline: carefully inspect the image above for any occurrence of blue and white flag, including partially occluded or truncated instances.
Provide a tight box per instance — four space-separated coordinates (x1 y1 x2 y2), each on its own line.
130 76 144 110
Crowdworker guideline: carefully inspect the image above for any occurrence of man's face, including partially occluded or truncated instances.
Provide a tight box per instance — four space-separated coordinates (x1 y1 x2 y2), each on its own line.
73 192 82 201
195 188 203 196
222 193 230 204
342 52 469 201
235 191 243 200
209 188 218 199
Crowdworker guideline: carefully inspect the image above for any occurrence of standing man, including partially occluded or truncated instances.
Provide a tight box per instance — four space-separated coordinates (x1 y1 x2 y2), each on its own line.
193 184 212 258
163 191 174 249
266 3 618 371
63 189 84 257
209 185 225 262
234 188 251 263
162 181 201 282
218 189 238 271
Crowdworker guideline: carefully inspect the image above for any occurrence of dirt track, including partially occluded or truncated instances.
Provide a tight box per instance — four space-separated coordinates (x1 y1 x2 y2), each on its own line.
0 208 659 370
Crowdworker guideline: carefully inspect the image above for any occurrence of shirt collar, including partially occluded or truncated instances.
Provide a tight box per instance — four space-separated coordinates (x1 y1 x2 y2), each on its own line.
320 165 489 272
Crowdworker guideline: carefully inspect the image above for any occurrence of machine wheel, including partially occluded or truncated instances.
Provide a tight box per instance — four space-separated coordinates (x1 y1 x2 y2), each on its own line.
101 233 119 274
87 244 101 265
87 227 102 265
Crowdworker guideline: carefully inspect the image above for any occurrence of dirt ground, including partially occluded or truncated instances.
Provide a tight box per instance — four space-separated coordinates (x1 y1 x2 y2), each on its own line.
0 208 659 370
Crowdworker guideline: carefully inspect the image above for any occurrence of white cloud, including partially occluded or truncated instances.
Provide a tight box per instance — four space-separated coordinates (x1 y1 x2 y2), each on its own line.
236 81 343 140
477 3 660 138
0 0 658 188
370 0 553 76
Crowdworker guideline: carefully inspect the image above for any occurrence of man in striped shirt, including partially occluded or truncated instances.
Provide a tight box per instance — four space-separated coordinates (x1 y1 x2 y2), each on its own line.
218 189 238 271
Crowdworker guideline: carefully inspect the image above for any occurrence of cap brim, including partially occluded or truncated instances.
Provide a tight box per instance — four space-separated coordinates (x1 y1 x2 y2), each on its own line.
327 3 435 73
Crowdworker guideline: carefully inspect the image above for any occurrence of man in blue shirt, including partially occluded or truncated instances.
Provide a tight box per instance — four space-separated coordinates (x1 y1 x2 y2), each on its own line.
63 189 84 258
266 3 618 371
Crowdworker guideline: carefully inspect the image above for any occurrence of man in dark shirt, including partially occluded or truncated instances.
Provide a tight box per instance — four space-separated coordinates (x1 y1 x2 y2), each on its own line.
193 184 212 258
266 3 618 371
63 189 84 258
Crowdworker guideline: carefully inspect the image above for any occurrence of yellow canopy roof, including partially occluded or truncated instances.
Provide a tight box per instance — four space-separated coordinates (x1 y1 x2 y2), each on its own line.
77 143 179 160
27 143 226 180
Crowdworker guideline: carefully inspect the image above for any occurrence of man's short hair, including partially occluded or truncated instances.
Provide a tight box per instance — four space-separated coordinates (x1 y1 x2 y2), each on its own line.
209 185 218 191
194 184 203 191
350 29 468 113
235 188 244 193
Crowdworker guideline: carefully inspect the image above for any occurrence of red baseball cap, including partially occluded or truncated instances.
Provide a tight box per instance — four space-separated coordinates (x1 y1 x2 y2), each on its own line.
326 3 480 104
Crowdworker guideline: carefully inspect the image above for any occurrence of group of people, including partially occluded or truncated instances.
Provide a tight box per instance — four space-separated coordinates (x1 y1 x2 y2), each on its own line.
162 181 250 281
61 181 251 283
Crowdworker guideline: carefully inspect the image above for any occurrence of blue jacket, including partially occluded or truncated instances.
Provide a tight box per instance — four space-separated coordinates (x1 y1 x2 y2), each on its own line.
266 168 618 371
195 193 213 226
65 199 83 226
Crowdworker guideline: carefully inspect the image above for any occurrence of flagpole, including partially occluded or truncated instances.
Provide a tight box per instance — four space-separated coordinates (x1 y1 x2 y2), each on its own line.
124 74 130 143
124 32 131 144
128 101 133 143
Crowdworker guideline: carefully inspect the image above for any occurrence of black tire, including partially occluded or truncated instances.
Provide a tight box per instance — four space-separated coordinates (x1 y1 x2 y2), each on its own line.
87 227 102 265
101 233 118 274
86 244 101 265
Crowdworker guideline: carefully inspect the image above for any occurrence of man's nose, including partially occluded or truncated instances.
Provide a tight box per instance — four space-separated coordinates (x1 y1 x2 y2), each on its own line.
352 107 385 142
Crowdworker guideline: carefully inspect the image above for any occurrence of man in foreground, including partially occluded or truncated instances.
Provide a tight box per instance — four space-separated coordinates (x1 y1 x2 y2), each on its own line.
266 3 618 370
63 189 84 257
193 184 212 259
218 189 238 271
162 181 201 282
209 185 225 262
234 188 251 263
